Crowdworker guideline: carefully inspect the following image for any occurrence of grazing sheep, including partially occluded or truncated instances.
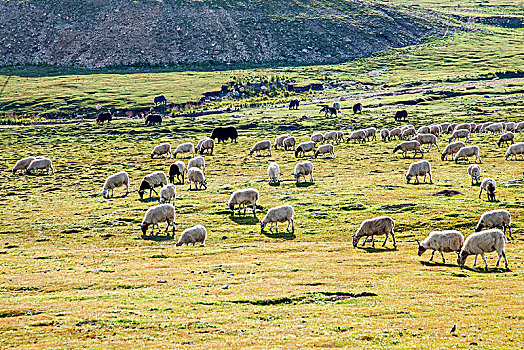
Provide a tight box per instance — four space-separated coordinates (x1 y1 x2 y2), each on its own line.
274 134 291 150
393 140 424 158
159 184 176 204
140 203 175 235
446 123 458 134
169 161 186 184
324 131 339 144
417 230 464 263
320 106 338 117
188 156 205 174
294 161 314 183
311 133 324 144
353 103 363 114
389 127 402 140
352 216 396 249
250 140 272 156
314 144 335 158
448 129 470 143
176 225 207 246
440 122 451 134
268 162 280 183
515 121 524 132
401 128 416 140
12 156 42 174
457 229 508 269
505 122 516 132
211 126 238 143
346 130 367 143
469 122 477 133
475 209 512 238
486 123 504 134
417 125 430 134
441 141 466 161
138 171 168 199
479 177 496 201
174 142 195 158
260 205 295 232
411 133 440 152
454 145 481 164
102 171 129 198
429 124 442 136
150 143 172 159
394 110 408 121
454 123 471 132
479 121 493 133
406 160 432 184
295 141 316 157
188 167 207 190
26 158 54 175
380 128 390 142
196 138 215 155
497 132 514 147
467 164 481 185
283 136 296 150
363 127 377 141
505 142 524 160
336 131 344 142
228 188 259 216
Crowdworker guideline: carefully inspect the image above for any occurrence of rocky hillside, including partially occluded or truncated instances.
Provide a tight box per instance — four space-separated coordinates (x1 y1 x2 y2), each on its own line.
0 0 447 68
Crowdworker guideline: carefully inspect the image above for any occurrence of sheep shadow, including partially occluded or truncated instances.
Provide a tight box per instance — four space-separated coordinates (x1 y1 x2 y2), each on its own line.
140 234 174 241
420 260 458 268
357 246 397 253
139 197 159 203
462 266 511 274
187 188 207 192
269 181 281 187
230 215 259 225
296 182 315 188
262 230 296 240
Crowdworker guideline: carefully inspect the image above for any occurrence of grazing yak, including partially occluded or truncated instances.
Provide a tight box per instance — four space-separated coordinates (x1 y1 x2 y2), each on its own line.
353 103 363 114
154 95 167 106
289 99 300 110
96 111 112 123
395 110 408 121
319 105 338 117
210 126 238 143
145 114 162 126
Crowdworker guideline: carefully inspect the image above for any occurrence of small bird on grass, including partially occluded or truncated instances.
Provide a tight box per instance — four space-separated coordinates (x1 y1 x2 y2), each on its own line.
450 324 456 334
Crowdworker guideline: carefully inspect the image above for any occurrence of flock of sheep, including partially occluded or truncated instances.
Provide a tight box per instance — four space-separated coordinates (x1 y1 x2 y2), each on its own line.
12 112 523 270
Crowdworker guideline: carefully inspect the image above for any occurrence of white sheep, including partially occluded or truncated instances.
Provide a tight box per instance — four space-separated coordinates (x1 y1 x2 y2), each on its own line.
12 156 43 174
26 158 54 175
176 224 207 246
440 122 451 134
364 127 377 141
228 188 259 215
457 229 508 269
417 125 430 134
267 162 280 183
496 132 514 147
380 128 390 141
429 124 442 136
336 131 344 143
159 183 176 204
169 161 186 183
138 171 168 199
393 140 424 158
174 142 195 158
346 130 367 143
469 122 477 133
479 177 496 201
352 216 396 249
295 141 316 157
505 142 524 160
446 123 458 134
140 203 175 235
250 140 272 156
389 127 402 140
441 141 466 161
411 133 440 152
515 121 524 132
188 156 205 174
187 167 207 190
196 138 215 155
448 129 470 143
150 143 172 159
324 131 339 144
417 230 464 263
310 133 324 144
314 144 335 158
283 136 296 150
504 122 516 132
453 123 471 132
467 164 481 185
454 145 481 164
401 128 416 140
260 205 295 232
486 123 504 134
102 171 129 198
406 160 432 184
274 134 291 150
294 161 314 183
475 209 512 238
479 121 493 133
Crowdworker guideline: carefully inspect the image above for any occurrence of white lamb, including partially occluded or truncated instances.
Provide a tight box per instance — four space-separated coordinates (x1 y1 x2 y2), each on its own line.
274 134 291 150
228 188 259 215
267 162 280 183
150 143 172 159
453 123 471 132
389 127 402 140
417 230 464 263
352 216 396 249
406 160 432 184
138 171 168 199
467 164 481 185
346 130 367 143
324 131 339 144
250 140 272 156
295 141 316 157
187 167 207 190
393 140 424 158
364 127 377 141
260 205 295 232
314 144 335 158
196 138 215 155
505 142 524 160
140 203 175 235
448 129 470 143
283 136 296 150
12 156 44 174
497 132 514 147
429 124 442 136
294 161 314 183
475 209 512 238
188 156 205 174
479 177 496 201
441 141 466 161
310 133 324 144
411 133 440 152
515 121 524 132
486 123 504 134
504 122 516 132
401 128 416 140
440 122 451 134
417 125 430 134
26 158 54 175
102 171 129 198
159 184 176 204
174 142 195 158
176 224 207 246
457 229 508 269
454 145 481 163
380 128 390 142
336 131 344 143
